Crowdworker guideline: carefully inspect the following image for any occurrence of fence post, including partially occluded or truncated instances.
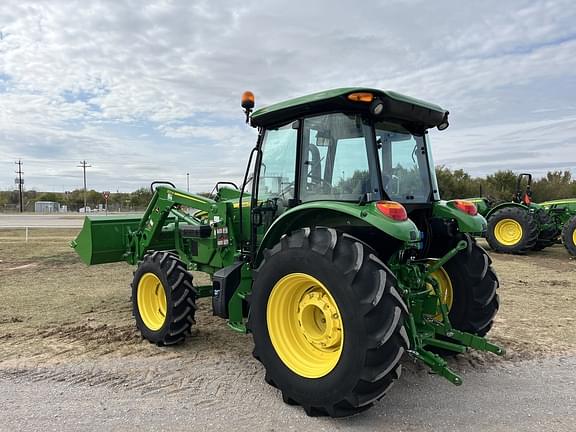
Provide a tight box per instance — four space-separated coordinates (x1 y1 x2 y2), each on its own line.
25 226 29 243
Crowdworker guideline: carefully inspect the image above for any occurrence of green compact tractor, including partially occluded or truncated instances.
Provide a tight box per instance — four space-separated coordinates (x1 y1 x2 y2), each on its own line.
467 174 576 255
72 88 504 417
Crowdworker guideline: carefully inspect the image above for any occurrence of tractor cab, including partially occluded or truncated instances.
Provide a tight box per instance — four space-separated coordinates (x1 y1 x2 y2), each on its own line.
240 88 474 256
244 89 446 212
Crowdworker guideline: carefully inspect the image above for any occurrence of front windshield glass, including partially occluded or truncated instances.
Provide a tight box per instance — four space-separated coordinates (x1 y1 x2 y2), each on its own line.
376 122 431 203
300 113 380 202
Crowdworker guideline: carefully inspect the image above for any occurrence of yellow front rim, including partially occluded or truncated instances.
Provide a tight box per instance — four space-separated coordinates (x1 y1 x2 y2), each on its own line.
137 273 167 331
427 264 454 320
494 219 523 246
267 273 344 379
572 228 576 246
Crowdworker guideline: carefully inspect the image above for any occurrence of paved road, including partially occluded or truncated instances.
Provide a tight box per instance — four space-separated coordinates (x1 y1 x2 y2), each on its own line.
1 356 574 432
0 214 141 228
0 214 82 228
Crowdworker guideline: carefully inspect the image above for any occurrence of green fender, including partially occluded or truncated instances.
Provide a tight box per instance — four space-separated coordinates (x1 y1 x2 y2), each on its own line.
484 202 531 220
433 200 487 234
255 201 420 265
540 199 576 213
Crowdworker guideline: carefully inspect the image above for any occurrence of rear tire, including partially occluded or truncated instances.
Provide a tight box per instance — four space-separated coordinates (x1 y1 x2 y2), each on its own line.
132 251 197 346
429 235 499 355
443 236 499 336
486 207 538 254
561 215 576 256
250 227 409 417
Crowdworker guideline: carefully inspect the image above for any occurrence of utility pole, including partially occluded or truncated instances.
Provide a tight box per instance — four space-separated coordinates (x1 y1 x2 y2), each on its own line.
187 172 190 192
77 160 91 211
14 160 23 213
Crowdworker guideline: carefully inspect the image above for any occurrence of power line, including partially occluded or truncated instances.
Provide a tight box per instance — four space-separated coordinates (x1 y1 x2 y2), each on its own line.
14 160 24 213
77 160 91 210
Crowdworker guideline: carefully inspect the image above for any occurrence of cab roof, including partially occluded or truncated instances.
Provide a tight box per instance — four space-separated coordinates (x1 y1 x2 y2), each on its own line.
250 87 448 132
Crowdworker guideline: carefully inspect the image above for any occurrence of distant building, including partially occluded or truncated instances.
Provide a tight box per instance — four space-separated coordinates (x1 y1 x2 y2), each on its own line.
35 201 61 213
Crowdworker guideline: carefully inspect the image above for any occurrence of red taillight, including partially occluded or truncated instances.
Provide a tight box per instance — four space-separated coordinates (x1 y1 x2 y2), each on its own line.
376 201 408 221
453 199 478 216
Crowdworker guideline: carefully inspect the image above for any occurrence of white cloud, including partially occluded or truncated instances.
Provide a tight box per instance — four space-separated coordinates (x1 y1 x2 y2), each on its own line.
0 0 575 192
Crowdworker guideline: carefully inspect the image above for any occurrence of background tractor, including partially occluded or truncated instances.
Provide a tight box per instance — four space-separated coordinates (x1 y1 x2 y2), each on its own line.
467 173 576 255
72 88 503 417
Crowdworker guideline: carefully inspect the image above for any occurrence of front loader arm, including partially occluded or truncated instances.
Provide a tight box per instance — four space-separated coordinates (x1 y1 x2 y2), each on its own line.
128 187 215 263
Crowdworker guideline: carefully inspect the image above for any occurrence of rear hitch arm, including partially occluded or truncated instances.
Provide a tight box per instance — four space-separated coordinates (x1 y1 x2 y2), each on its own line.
396 237 505 386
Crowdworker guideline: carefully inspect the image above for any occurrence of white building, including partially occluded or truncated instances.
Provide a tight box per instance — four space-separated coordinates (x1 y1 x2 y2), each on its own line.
35 201 61 213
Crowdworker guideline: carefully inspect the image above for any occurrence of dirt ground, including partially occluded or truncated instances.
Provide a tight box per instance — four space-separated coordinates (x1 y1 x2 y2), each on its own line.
1 228 575 430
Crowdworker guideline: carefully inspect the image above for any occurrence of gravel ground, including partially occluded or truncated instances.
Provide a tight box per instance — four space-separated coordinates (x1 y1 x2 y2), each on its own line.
1 356 575 432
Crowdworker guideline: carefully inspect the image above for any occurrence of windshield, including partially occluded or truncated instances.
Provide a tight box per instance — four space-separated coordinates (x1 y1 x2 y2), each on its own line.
375 122 432 203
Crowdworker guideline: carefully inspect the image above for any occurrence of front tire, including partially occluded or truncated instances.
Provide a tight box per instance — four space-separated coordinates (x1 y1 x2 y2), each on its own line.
250 228 409 417
562 215 576 256
131 251 197 346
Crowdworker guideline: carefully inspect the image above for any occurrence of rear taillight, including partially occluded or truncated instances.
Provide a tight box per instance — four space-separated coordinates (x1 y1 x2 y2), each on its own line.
376 201 408 221
452 199 478 216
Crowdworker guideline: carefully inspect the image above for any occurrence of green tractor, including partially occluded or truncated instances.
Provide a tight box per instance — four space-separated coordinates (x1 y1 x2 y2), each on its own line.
540 199 576 256
72 88 503 417
467 174 576 255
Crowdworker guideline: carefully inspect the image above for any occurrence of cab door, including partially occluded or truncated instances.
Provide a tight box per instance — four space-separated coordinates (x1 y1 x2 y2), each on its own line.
252 121 299 247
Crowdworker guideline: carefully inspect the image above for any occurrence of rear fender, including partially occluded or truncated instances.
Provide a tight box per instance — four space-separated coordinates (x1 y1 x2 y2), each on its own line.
433 200 487 234
485 202 530 220
255 201 420 266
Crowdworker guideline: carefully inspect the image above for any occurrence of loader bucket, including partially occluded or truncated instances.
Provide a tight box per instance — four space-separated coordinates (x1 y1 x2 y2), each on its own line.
70 216 141 265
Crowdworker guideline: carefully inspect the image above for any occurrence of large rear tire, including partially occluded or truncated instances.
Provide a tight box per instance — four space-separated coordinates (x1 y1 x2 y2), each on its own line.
486 207 538 254
428 235 499 355
561 215 576 256
131 251 197 346
442 236 499 336
250 228 409 417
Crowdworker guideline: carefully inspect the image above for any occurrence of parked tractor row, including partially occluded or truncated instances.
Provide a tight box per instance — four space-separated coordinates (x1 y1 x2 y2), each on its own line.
467 173 576 256
72 88 504 417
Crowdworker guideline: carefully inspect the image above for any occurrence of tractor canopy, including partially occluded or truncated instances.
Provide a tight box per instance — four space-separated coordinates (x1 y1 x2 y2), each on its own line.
250 87 449 133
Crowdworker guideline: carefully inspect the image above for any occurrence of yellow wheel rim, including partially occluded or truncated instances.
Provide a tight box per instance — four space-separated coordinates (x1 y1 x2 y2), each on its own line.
267 273 344 379
137 273 167 331
494 219 523 246
573 228 576 247
426 263 453 321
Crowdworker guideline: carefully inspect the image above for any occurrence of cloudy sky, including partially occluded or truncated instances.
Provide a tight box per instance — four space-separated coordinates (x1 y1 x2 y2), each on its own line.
1 0 575 193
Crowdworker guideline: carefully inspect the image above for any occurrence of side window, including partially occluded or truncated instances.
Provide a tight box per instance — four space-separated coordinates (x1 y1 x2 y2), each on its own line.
300 113 376 202
377 128 430 202
257 123 297 206
332 138 370 196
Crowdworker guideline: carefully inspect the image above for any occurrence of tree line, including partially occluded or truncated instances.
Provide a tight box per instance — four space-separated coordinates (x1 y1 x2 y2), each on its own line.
1 168 574 212
436 168 576 202
0 188 155 212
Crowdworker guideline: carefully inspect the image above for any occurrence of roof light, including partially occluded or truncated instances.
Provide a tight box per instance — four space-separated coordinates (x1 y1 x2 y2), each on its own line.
347 92 374 103
452 200 478 216
241 91 255 109
376 201 408 221
241 91 255 124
